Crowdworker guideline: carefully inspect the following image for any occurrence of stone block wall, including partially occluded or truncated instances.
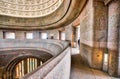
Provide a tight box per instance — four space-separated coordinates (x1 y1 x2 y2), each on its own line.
92 0 108 69
79 0 120 77
0 30 3 39
21 47 71 79
80 0 94 67
0 39 69 79
44 48 71 79
0 50 53 67
80 0 108 69
107 0 120 76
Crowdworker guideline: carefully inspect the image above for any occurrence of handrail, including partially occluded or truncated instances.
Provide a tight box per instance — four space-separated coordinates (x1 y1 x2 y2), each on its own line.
21 46 70 79
0 39 69 56
0 39 71 79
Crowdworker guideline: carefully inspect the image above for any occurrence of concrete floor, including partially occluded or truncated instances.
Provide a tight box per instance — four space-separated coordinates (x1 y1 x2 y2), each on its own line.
70 54 120 79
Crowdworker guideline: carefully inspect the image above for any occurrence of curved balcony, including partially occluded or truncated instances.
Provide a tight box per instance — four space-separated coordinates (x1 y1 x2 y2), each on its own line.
0 39 70 79
0 0 87 30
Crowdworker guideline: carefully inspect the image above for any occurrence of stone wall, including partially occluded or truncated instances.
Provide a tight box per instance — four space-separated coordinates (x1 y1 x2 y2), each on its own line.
0 29 60 40
107 0 120 76
0 39 69 56
44 48 70 79
80 0 94 66
0 50 53 67
65 24 73 41
92 0 108 69
80 0 108 69
21 47 71 79
0 39 69 79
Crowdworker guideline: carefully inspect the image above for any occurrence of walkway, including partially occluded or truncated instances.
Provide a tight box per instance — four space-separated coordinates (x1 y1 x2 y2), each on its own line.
70 52 119 79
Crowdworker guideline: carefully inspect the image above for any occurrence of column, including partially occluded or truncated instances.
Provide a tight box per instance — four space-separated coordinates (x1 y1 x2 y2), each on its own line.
33 31 40 39
108 0 120 76
0 30 3 39
72 27 77 47
92 0 108 69
59 31 61 40
24 59 27 74
15 31 25 39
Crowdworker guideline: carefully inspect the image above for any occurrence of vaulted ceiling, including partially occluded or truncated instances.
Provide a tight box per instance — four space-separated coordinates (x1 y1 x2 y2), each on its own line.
0 0 87 30
0 0 64 17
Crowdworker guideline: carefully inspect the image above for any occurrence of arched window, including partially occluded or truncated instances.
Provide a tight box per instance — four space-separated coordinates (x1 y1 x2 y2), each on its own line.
14 58 43 79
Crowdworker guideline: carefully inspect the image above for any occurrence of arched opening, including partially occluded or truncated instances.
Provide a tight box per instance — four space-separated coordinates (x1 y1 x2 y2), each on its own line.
25 32 33 39
14 57 42 79
2 56 43 79
61 32 65 40
41 33 48 39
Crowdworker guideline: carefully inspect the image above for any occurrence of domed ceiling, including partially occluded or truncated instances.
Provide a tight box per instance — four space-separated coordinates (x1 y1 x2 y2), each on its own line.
0 0 87 30
0 0 63 17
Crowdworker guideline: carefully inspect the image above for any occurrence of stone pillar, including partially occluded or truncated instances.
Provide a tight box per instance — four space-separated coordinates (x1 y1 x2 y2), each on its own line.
79 0 94 66
15 31 25 39
37 60 40 67
119 24 120 75
92 0 108 69
0 30 3 39
33 31 40 39
39 32 42 39
65 24 73 41
72 27 76 42
53 31 59 40
24 59 27 74
59 31 61 40
72 27 77 47
74 27 78 42
108 0 120 76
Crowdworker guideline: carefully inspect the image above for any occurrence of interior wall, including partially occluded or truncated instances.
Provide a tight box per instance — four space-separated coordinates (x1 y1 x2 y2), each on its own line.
0 30 3 39
80 0 94 66
80 0 108 69
92 0 108 69
107 0 120 76
47 30 59 39
65 24 73 41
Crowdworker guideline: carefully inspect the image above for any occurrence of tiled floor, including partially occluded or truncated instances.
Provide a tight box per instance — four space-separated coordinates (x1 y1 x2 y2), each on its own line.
70 54 120 79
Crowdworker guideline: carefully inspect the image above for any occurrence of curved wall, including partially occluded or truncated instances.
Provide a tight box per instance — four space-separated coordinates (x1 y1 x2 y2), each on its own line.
0 0 87 30
0 39 70 79
21 47 71 79
0 50 53 67
0 0 63 17
0 39 69 56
